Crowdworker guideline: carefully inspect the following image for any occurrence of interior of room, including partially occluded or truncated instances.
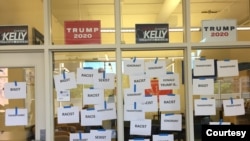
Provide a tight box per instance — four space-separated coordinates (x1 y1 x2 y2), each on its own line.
0 0 250 141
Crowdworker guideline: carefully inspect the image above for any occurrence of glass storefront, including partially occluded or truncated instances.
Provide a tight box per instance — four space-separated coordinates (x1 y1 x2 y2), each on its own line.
1 0 250 141
191 48 250 140
52 49 185 141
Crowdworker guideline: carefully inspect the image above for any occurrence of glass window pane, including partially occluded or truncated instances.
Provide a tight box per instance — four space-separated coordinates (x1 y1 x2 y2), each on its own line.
53 51 117 140
0 0 44 45
122 50 186 140
0 67 35 141
51 0 115 45
121 0 184 44
191 0 250 42
192 48 250 141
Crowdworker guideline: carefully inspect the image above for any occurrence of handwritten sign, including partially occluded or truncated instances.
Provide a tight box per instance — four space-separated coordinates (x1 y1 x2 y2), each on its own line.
192 78 214 95
142 95 158 112
123 59 145 75
95 102 117 120
161 114 182 131
76 68 98 85
223 98 245 116
70 132 90 141
4 82 26 99
83 88 104 105
5 108 28 126
217 60 239 77
81 108 102 126
159 73 180 90
145 59 165 77
129 75 151 90
54 72 77 91
159 94 180 112
93 72 115 89
130 119 152 136
194 99 216 116
57 106 79 124
124 88 144 104
193 59 215 76
89 130 112 141
124 103 145 121
153 134 174 141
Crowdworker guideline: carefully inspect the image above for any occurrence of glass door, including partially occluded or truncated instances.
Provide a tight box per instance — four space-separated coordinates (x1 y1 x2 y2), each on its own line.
0 52 44 141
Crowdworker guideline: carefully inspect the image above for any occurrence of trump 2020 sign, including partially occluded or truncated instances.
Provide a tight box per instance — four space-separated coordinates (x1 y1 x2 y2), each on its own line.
201 19 237 42
64 20 101 44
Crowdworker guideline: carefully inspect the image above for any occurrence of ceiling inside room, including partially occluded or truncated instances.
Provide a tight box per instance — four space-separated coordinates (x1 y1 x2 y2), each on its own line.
0 0 249 35
51 0 250 28
0 0 249 34
50 0 250 61
0 0 250 61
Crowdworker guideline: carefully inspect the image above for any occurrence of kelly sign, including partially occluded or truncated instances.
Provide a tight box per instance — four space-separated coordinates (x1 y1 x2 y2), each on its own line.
202 19 237 42
135 24 169 43
0 25 28 45
64 20 101 44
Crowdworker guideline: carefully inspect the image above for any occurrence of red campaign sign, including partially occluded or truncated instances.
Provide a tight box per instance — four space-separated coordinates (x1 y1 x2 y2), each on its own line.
145 79 172 101
64 20 101 44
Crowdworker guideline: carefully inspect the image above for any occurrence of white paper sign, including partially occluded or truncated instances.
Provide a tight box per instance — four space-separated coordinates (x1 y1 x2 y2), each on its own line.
209 122 231 125
5 108 28 126
76 68 98 85
161 114 182 131
217 60 239 77
129 139 150 141
4 82 26 99
159 73 180 90
83 88 104 105
57 106 79 124
57 89 70 101
142 95 158 112
54 72 77 91
201 19 237 42
145 59 165 77
70 132 90 141
93 72 115 89
159 94 180 112
81 108 102 126
194 99 216 116
129 75 151 91
124 103 145 121
193 59 215 76
192 78 214 95
223 98 245 116
89 130 112 141
130 119 152 136
124 88 144 104
153 134 174 141
123 59 145 75
95 102 117 120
